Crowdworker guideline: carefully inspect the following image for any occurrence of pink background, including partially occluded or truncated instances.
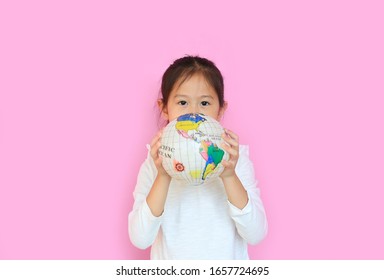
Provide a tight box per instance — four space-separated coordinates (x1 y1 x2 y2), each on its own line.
1 0 383 259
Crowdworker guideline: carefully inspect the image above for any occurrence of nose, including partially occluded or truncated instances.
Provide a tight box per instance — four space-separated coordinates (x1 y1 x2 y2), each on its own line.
190 104 200 115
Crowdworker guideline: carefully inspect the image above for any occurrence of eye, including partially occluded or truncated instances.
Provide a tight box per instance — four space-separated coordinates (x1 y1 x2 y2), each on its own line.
178 101 187 106
201 101 210 106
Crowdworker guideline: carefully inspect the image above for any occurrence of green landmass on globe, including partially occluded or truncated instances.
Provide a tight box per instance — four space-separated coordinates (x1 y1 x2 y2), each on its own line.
175 114 225 181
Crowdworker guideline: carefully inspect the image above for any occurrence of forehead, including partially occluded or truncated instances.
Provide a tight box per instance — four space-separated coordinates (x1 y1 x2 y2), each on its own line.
172 73 216 96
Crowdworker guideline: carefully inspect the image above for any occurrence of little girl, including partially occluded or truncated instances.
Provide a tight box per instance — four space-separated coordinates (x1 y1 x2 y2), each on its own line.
128 55 268 259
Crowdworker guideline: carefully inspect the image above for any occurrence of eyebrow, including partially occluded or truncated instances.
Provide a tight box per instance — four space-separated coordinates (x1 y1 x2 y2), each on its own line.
174 94 214 99
200 95 214 99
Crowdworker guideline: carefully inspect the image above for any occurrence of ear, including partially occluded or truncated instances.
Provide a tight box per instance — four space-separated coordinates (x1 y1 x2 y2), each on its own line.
157 99 169 121
217 101 228 121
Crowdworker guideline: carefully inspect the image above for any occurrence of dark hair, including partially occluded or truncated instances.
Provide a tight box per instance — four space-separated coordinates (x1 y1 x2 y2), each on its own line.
160 55 225 108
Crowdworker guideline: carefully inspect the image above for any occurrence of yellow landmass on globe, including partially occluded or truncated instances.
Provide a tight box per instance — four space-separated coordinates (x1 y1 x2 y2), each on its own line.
202 163 215 179
175 120 202 133
189 170 202 179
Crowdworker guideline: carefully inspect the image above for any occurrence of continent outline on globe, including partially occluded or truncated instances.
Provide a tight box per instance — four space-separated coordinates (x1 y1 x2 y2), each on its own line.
160 113 228 185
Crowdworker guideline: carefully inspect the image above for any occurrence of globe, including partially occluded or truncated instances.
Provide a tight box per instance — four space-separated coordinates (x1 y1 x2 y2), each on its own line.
160 113 229 185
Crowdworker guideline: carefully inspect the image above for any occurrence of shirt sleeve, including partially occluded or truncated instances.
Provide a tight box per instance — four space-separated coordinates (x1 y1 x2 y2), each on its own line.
128 146 163 249
227 145 268 245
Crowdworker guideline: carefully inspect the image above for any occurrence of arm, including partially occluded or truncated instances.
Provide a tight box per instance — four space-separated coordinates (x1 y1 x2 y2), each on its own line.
146 174 171 217
220 129 248 209
128 155 161 249
128 131 172 249
146 130 172 217
221 130 268 245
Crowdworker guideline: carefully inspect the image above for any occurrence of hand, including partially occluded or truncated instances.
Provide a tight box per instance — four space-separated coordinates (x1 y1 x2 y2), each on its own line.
220 128 240 179
147 129 172 217
149 129 170 178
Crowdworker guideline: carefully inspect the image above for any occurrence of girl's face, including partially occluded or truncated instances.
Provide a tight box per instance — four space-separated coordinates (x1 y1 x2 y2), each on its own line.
159 73 227 122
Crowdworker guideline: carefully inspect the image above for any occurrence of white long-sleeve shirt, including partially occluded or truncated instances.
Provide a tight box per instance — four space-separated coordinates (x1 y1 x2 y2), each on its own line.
128 145 268 259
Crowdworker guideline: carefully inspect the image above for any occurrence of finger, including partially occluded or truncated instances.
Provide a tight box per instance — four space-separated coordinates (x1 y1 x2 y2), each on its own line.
222 133 239 149
221 142 239 159
155 156 164 166
150 146 159 159
150 132 161 147
150 130 163 150
150 139 162 159
222 129 239 147
221 159 229 168
224 128 239 142
221 159 235 169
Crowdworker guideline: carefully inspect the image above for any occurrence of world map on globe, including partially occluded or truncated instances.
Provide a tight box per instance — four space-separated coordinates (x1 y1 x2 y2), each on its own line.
160 113 228 185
